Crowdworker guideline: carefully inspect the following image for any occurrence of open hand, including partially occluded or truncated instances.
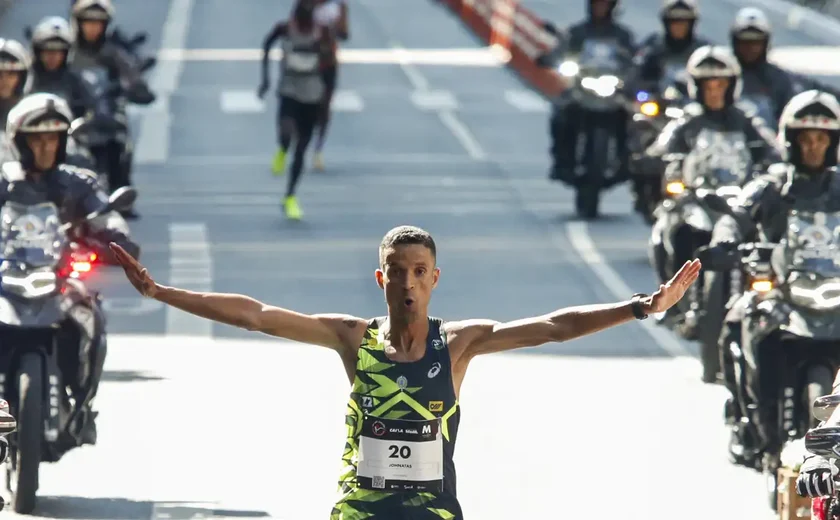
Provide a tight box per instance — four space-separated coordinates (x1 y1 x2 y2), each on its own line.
649 259 702 313
109 242 157 298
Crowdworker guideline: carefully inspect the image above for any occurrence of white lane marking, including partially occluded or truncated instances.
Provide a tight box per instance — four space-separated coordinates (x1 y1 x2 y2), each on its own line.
134 0 196 164
102 297 164 316
769 46 840 76
135 152 541 166
154 47 505 66
220 90 265 113
438 111 486 160
504 89 550 112
166 223 213 337
565 221 696 359
411 90 459 110
387 40 487 160
331 89 365 112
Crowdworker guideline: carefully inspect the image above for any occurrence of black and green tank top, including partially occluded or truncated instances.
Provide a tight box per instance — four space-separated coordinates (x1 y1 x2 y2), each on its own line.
331 317 463 520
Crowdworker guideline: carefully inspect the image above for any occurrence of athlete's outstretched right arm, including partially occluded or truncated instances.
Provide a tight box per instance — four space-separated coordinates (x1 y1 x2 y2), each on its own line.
109 243 363 350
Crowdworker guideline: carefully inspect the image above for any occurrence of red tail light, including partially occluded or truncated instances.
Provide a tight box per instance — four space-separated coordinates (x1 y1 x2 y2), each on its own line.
812 496 829 520
64 250 98 278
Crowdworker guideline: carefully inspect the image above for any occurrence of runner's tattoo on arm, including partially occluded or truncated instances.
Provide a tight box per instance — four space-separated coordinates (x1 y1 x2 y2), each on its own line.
343 319 359 329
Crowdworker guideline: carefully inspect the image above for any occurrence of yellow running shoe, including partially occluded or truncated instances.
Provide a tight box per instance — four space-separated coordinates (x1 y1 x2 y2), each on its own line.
313 151 325 171
272 149 286 176
284 195 302 220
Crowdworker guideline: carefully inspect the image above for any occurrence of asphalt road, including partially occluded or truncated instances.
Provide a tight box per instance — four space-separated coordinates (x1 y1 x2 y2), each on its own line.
2 0 839 518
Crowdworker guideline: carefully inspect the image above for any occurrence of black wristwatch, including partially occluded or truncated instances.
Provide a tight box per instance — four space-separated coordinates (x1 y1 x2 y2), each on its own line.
630 293 650 320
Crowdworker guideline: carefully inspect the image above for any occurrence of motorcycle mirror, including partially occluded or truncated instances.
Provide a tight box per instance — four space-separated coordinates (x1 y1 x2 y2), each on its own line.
542 21 559 36
139 57 157 73
107 186 137 213
129 32 148 48
813 394 840 423
23 26 32 41
805 425 840 458
0 410 16 436
701 193 732 215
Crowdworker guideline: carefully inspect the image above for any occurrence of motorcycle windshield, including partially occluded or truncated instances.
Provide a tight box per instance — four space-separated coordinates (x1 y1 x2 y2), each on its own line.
0 202 63 268
577 40 623 75
784 210 840 278
682 129 752 188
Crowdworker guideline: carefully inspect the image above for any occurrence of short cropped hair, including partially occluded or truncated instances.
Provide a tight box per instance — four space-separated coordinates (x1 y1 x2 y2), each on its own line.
378 226 437 267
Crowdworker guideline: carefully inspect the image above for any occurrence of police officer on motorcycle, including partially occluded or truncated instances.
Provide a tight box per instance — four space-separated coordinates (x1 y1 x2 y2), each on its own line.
68 0 157 73
702 90 840 465
0 39 30 127
547 0 636 182
629 0 709 217
647 45 780 339
27 16 99 122
730 7 796 127
633 0 708 94
70 0 155 220
3 92 140 444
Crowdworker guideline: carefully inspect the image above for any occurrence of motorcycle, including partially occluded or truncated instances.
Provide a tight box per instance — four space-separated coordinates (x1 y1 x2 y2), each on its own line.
628 70 691 224
650 129 752 338
698 196 840 511
802 400 840 520
552 39 633 219
0 186 135 514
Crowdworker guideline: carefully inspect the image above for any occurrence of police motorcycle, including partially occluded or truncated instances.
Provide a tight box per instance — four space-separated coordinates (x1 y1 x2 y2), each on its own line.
67 68 127 191
698 194 840 511
0 186 135 514
629 66 692 224
0 399 16 512
804 404 840 520
549 39 634 218
650 129 753 336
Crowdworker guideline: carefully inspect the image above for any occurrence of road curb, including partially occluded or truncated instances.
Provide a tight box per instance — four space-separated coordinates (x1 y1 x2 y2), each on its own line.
436 0 567 98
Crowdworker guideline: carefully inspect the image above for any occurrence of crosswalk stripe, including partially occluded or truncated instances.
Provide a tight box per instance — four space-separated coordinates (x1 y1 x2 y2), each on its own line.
220 90 265 113
411 90 459 110
504 89 550 112
331 89 365 111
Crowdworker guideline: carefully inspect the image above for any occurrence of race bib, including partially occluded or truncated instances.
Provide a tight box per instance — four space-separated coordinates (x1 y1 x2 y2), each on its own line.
357 415 443 493
285 52 319 73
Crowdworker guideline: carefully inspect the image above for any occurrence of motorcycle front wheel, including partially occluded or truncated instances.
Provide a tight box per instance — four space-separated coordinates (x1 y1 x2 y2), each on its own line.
576 126 609 219
10 353 43 514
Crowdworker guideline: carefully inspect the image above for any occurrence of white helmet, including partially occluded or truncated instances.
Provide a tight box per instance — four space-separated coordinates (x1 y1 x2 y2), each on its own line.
778 90 840 170
6 93 73 171
72 0 115 23
31 16 74 52
731 7 771 41
685 45 742 103
0 39 31 96
661 0 698 20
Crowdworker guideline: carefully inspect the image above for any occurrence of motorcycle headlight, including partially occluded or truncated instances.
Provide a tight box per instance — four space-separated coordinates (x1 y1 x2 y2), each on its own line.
580 75 620 97
639 101 660 117
665 181 685 196
558 60 579 77
788 276 840 310
1 269 58 299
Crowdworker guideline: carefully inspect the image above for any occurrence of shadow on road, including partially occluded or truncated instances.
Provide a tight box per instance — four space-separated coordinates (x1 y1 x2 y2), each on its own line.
30 497 273 519
102 370 166 383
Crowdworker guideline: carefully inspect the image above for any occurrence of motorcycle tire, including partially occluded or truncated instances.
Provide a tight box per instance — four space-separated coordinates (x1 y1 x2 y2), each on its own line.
11 353 43 514
576 127 609 219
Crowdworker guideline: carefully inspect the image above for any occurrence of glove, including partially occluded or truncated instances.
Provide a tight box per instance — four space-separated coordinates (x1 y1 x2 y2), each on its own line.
797 456 836 497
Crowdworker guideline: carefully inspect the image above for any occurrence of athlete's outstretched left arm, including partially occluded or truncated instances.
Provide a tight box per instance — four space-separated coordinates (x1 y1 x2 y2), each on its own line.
449 260 701 358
